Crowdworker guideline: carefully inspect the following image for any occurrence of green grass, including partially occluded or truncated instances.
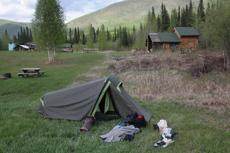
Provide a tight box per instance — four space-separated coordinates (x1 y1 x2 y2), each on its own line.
0 51 230 153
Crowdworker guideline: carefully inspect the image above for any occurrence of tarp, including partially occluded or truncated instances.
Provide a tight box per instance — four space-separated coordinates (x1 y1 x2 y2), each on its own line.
38 76 151 122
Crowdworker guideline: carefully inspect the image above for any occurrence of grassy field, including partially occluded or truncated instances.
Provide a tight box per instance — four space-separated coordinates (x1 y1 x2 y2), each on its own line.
0 51 230 153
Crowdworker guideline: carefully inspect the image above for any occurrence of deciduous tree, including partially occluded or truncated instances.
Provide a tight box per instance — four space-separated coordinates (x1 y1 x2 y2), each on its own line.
32 0 65 63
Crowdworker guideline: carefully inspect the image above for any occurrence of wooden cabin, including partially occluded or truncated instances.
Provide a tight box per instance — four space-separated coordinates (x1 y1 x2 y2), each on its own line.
147 27 200 52
174 27 200 50
147 32 181 52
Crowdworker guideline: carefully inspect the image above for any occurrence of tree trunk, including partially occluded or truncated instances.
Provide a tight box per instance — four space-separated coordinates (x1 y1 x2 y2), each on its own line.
48 49 51 63
47 49 55 63
53 48 56 58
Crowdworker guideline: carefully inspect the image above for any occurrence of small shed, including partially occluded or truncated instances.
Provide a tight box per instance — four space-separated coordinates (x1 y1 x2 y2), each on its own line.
147 32 181 51
174 27 200 50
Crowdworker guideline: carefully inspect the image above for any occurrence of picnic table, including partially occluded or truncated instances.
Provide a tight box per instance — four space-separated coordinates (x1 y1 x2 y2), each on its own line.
18 68 45 77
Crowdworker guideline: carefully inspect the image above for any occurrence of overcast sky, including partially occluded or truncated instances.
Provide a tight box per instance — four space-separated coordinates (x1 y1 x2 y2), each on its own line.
0 0 124 23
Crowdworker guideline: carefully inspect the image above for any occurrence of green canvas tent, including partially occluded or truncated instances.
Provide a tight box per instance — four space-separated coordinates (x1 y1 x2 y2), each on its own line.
38 76 151 122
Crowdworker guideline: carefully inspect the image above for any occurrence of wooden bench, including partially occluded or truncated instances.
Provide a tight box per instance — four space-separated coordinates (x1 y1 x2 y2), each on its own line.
17 72 45 77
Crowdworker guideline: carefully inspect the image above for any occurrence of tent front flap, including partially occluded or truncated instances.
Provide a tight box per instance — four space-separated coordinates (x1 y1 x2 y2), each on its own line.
39 79 105 120
109 84 151 122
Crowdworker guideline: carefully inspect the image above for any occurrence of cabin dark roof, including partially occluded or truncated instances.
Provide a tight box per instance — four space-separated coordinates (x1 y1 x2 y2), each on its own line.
159 32 181 43
148 33 160 42
175 27 200 36
149 32 180 43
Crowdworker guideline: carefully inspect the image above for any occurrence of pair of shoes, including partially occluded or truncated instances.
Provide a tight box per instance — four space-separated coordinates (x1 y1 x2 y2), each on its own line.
153 139 174 148
153 140 166 147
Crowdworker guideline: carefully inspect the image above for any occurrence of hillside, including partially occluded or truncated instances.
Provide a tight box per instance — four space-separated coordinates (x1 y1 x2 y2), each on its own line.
0 19 30 38
0 19 16 26
67 0 205 29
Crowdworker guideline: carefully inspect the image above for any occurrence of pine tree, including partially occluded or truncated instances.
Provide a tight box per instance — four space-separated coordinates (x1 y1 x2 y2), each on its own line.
29 29 33 42
17 32 20 43
64 30 68 43
73 27 77 44
134 23 146 48
113 28 117 42
106 28 111 41
32 0 65 62
188 0 194 26
68 28 72 43
120 27 129 47
98 24 106 50
206 2 211 14
117 26 122 40
170 9 178 30
77 27 80 43
157 15 161 32
87 24 95 48
13 35 18 43
146 10 153 32
18 26 29 44
152 7 156 20
22 28 26 43
185 5 189 26
0 38 2 50
1 30 10 50
181 8 187 26
25 26 30 42
198 0 205 22
146 7 157 32
177 6 181 26
161 3 170 31
95 28 99 42
132 25 136 43
151 7 157 31
81 31 86 45
93 27 96 43
18 27 25 43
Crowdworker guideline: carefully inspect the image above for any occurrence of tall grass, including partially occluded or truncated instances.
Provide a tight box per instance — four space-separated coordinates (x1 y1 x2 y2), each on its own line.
110 51 230 112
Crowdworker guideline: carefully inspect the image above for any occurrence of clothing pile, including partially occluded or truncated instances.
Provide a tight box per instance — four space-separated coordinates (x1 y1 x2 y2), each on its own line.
100 113 146 142
153 119 177 148
100 125 140 142
123 113 146 128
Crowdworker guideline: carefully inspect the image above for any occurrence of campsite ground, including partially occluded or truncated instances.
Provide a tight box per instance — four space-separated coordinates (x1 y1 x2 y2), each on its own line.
0 51 230 153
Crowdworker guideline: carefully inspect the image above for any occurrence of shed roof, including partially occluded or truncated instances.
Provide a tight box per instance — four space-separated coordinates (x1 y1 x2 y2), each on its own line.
148 33 161 42
159 32 181 43
175 27 200 36
149 32 180 43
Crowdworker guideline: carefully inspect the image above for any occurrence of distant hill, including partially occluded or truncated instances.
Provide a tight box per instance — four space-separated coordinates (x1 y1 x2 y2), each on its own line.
0 19 30 38
0 0 207 37
67 0 206 30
